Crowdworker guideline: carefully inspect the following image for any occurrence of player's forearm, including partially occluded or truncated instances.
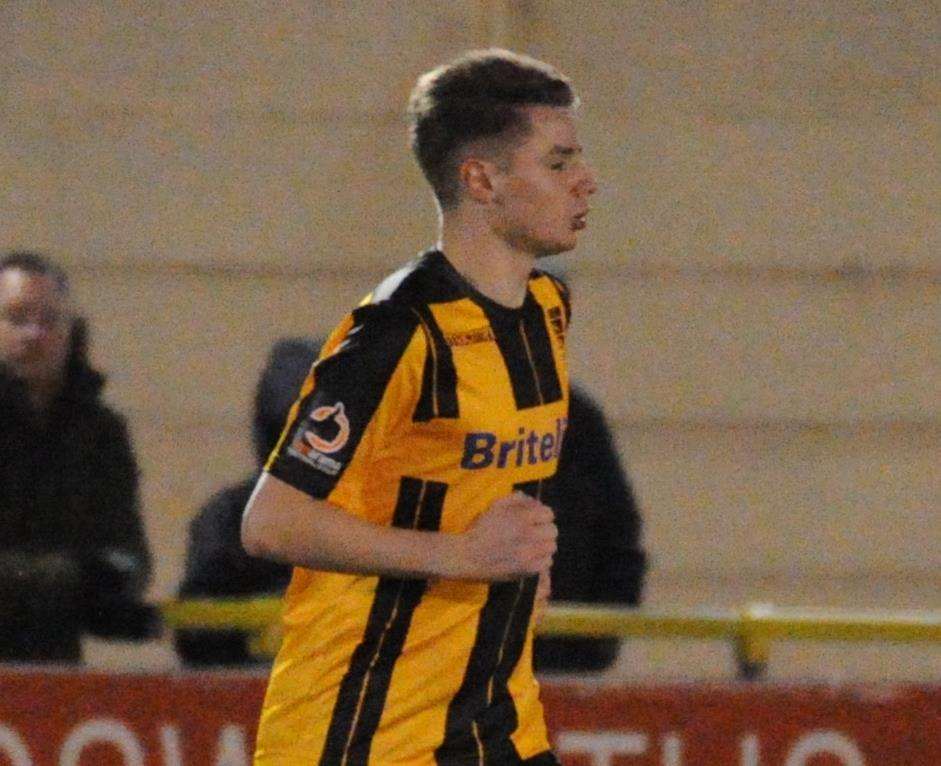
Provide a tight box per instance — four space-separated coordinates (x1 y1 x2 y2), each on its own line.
241 472 465 580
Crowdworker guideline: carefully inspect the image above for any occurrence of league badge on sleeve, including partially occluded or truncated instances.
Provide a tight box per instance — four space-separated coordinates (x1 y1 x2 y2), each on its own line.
287 401 350 475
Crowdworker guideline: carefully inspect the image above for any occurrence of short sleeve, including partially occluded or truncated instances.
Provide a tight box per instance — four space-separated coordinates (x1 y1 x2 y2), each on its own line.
265 303 421 503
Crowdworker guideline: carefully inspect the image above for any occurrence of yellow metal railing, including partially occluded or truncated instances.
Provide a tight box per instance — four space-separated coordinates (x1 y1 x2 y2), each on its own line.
540 602 941 678
161 598 941 679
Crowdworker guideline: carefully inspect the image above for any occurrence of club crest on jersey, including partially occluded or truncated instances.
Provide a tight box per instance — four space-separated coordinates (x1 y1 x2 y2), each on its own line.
288 401 349 475
302 402 350 454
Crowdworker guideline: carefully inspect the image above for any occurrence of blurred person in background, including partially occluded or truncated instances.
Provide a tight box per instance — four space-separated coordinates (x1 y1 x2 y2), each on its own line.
535 382 647 673
174 337 318 667
0 251 153 663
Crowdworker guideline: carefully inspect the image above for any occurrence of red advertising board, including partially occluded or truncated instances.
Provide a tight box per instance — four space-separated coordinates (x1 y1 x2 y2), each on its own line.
540 682 940 765
0 669 937 765
0 669 264 766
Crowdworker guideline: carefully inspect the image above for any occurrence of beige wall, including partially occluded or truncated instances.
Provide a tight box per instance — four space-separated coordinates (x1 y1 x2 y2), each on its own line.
2 2 938 674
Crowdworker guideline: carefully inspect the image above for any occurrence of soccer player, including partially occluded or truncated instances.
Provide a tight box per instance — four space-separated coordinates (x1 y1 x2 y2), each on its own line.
242 48 597 765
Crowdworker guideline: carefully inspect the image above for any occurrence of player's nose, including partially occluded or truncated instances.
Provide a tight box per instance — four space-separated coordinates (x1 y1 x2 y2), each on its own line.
576 163 598 197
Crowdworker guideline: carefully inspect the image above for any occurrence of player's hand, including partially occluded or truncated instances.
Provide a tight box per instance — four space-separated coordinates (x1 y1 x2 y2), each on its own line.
454 492 557 581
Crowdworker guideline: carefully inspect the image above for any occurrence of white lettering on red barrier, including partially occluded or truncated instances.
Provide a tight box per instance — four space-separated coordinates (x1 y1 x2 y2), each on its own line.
555 731 649 764
0 725 31 766
0 721 879 766
214 724 250 765
662 733 683 766
59 719 145 766
159 724 183 766
0 721 253 766
784 731 866 766
554 730 868 766
741 733 761 766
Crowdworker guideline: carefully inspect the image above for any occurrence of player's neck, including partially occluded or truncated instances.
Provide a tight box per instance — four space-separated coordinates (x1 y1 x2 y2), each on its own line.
438 214 534 309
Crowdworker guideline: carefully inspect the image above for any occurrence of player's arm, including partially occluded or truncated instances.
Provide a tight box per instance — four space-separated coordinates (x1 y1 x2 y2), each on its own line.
241 472 556 582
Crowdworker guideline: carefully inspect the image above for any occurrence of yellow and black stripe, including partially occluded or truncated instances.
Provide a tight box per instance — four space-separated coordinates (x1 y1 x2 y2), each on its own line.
321 478 447 765
481 297 563 411
411 304 460 421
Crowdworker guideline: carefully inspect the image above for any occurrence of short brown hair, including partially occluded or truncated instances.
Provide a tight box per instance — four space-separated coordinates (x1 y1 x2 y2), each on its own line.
407 49 575 209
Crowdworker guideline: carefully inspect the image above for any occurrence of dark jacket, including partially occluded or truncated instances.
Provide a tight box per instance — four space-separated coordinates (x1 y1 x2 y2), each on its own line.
0 320 152 663
174 338 317 666
534 384 648 672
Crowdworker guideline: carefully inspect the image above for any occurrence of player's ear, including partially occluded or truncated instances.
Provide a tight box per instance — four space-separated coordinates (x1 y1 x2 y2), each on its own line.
459 158 496 205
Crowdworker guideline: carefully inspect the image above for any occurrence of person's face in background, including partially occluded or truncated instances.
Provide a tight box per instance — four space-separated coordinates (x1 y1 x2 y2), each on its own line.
0 268 72 390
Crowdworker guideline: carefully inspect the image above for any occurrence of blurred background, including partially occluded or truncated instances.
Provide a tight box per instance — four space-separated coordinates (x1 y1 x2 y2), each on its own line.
1 0 938 682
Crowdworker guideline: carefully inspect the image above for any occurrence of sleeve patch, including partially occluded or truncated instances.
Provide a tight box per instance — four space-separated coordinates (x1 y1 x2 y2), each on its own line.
266 302 420 499
286 401 350 476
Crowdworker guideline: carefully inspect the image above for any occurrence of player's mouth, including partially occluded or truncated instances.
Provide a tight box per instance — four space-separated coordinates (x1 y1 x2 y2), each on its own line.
571 210 589 231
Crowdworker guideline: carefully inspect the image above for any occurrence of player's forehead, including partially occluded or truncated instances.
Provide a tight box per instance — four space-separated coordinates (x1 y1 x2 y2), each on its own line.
514 105 581 157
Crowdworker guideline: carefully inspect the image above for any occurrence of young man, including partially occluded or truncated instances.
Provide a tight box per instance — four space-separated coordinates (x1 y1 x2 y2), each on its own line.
242 49 596 765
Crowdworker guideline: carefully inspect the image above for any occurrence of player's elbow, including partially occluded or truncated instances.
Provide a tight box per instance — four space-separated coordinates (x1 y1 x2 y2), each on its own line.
241 496 278 560
240 526 266 560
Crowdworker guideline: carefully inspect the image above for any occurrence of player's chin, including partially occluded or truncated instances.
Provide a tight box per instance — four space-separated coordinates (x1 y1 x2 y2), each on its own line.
539 236 578 257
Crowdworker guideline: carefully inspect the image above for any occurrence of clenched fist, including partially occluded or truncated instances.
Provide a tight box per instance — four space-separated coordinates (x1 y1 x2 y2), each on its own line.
451 492 557 581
